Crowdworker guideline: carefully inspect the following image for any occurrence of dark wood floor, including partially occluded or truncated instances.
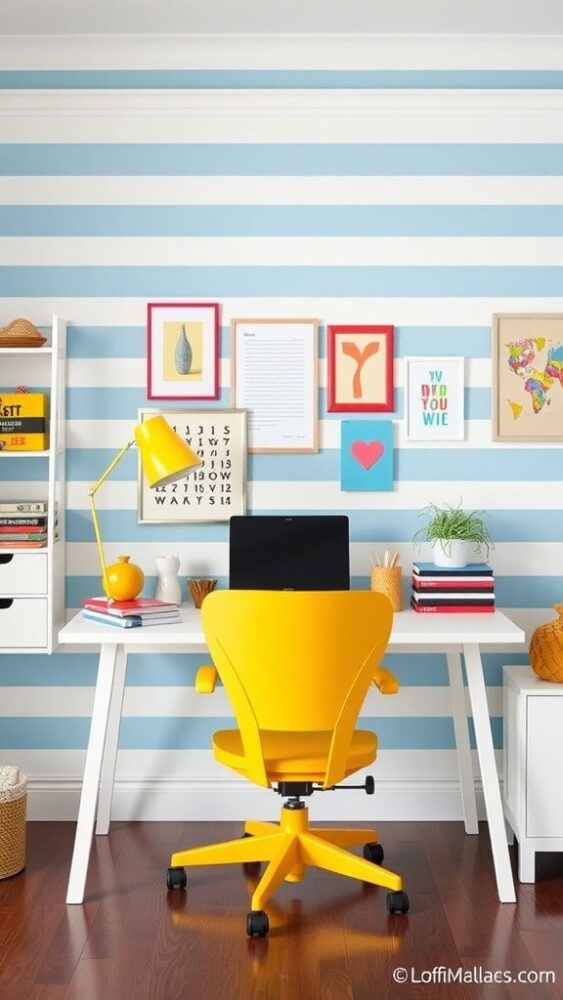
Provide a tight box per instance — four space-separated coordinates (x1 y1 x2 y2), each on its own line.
0 821 563 1000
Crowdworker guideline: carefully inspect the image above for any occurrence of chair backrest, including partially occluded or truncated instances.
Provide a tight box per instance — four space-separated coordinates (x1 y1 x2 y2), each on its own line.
201 589 393 788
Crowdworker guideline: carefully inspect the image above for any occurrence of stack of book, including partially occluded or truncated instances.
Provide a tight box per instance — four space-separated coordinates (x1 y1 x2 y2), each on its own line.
411 562 495 614
82 597 181 628
0 500 50 548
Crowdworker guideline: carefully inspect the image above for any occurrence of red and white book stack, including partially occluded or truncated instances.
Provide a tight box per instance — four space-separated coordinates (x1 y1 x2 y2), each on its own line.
411 562 495 614
82 597 181 628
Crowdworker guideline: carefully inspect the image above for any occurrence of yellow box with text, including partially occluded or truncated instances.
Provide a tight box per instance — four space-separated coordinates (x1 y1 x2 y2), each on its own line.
0 393 49 451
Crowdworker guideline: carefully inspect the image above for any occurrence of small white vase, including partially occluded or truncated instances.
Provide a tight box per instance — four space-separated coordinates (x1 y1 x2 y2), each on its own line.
155 555 182 604
433 540 476 569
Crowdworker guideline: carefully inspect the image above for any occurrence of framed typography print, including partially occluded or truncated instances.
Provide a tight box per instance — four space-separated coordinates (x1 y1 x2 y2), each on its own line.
327 325 394 413
405 357 464 441
147 302 219 400
493 314 563 441
231 318 318 453
138 409 246 523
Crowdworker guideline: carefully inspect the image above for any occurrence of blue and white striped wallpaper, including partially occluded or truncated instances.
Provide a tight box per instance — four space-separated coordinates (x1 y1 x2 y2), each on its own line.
1 70 561 817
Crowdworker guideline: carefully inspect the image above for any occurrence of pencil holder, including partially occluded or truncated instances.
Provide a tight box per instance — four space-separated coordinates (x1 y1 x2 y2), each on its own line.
187 578 217 609
371 566 403 612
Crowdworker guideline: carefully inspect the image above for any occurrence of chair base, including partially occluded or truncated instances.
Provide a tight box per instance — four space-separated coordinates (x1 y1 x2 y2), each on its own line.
169 803 403 913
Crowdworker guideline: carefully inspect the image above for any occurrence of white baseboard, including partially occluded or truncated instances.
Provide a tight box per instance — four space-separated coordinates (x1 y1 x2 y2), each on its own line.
26 776 489 823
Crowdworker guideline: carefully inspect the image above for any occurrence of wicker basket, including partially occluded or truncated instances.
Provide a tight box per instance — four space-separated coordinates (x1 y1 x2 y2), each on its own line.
187 578 217 609
0 767 27 879
371 566 403 612
529 604 563 683
0 318 47 348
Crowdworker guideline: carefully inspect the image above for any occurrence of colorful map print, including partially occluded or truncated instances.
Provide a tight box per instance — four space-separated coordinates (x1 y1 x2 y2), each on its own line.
506 337 563 419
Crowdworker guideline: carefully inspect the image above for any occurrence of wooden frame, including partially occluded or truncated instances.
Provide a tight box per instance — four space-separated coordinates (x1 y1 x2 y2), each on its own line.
492 313 563 442
147 301 220 401
327 324 394 413
231 318 319 454
404 356 465 442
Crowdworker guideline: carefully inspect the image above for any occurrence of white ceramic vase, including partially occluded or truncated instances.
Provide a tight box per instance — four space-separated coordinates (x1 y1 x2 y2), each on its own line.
155 555 182 604
433 540 476 569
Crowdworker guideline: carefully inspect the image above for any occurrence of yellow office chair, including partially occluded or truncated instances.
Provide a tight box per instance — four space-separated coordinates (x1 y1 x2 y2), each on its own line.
166 590 408 936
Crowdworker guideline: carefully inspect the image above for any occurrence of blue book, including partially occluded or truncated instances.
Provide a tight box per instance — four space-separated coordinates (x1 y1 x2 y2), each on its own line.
82 610 142 628
413 562 493 577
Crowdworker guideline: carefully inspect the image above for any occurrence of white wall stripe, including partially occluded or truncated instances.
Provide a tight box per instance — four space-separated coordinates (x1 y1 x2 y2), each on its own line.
0 685 502 719
5 237 563 269
4 176 563 207
64 541 563 577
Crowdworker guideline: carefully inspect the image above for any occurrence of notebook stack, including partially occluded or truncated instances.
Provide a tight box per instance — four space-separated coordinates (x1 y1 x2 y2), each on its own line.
411 562 495 614
82 597 181 628
0 500 52 548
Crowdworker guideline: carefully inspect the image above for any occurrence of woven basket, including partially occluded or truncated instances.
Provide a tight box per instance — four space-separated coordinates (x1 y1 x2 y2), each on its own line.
187 578 217 609
0 767 27 879
371 566 403 612
529 604 563 683
0 318 47 348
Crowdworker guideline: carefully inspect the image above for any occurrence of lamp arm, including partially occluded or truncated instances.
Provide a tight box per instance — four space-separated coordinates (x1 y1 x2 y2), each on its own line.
88 440 134 597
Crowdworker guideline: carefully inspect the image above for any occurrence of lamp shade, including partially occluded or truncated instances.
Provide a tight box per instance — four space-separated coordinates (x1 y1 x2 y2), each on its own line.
134 415 201 488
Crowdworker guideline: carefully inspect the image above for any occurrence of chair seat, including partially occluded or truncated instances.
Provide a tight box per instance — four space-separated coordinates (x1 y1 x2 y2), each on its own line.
212 728 378 782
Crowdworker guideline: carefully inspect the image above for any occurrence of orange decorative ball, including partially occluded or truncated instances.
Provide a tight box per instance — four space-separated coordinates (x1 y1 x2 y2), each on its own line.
104 555 144 602
529 604 563 683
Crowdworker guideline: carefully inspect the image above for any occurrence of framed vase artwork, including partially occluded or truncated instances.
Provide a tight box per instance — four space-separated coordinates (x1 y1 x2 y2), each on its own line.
341 420 394 491
327 325 394 413
493 314 563 441
137 408 246 523
405 357 464 441
147 302 220 400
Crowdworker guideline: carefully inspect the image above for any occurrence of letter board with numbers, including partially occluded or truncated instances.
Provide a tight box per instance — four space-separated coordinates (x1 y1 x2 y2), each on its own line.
138 409 247 523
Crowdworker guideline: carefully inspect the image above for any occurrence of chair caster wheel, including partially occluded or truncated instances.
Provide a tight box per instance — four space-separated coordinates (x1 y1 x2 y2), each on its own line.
387 890 409 914
166 867 187 891
365 776 375 795
363 841 384 864
247 910 269 938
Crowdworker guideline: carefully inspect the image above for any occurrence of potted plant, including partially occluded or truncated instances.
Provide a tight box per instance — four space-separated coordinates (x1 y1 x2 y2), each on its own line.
413 502 493 568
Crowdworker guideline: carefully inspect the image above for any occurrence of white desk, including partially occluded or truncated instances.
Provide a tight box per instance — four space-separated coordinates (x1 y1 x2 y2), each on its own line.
58 607 525 905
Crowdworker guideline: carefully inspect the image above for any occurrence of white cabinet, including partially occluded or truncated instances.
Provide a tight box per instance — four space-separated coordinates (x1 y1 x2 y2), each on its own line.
503 665 563 882
0 317 66 653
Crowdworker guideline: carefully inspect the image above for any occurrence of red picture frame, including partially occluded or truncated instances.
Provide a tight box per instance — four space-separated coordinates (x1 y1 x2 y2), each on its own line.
327 325 394 413
147 301 220 401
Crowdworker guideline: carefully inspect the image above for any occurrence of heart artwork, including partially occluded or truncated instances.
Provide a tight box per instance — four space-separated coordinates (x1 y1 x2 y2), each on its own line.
350 439 384 470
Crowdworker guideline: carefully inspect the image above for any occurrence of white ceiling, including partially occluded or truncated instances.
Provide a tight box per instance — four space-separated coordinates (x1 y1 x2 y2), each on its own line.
2 0 563 35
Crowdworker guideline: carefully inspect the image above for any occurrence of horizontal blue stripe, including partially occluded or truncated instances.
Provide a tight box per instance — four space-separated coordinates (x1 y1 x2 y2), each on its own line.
3 144 563 176
0 715 502 750
0 651 527 688
5 266 563 298
5 206 563 236
4 70 563 90
65 509 563 544
64 574 563 610
67 326 231 359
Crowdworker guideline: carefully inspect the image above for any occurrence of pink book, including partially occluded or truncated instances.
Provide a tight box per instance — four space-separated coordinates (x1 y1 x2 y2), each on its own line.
82 597 179 618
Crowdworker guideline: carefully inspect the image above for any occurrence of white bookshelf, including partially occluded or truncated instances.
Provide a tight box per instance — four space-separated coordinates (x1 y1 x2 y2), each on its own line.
0 317 66 654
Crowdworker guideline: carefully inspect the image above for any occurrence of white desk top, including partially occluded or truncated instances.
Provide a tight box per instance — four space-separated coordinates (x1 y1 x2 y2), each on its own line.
58 607 526 649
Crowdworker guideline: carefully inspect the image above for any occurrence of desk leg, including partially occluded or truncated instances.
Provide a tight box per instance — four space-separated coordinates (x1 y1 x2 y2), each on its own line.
446 650 479 834
463 643 516 903
96 646 127 836
66 644 118 905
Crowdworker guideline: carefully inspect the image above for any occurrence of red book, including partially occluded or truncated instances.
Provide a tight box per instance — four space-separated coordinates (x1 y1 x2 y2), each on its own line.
0 539 47 548
82 597 179 618
0 523 46 534
412 577 494 591
411 600 494 614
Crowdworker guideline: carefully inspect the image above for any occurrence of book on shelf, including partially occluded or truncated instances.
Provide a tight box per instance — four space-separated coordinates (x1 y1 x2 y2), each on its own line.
0 516 48 528
0 531 47 541
0 501 49 514
410 599 495 614
412 576 494 591
412 591 495 605
412 562 494 578
82 609 181 628
0 523 47 534
0 539 48 548
82 597 180 619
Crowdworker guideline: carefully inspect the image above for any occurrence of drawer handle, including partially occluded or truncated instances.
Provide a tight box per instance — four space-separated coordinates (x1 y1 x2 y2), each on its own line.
0 555 14 565
0 599 14 610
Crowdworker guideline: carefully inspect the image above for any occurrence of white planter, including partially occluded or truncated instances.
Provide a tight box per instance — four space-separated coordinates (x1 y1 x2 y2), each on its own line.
433 540 476 568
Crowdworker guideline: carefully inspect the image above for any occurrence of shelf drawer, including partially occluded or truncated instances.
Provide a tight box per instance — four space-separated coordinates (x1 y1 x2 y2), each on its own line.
0 598 47 647
0 553 47 595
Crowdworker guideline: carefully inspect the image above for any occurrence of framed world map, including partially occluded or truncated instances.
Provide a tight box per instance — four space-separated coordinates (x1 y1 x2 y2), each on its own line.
493 314 563 441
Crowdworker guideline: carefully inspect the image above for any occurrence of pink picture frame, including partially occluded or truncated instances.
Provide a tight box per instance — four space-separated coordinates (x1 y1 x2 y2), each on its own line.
147 302 220 401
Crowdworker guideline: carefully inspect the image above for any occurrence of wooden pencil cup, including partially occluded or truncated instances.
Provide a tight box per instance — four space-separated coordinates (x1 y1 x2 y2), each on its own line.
371 566 403 612
187 578 217 609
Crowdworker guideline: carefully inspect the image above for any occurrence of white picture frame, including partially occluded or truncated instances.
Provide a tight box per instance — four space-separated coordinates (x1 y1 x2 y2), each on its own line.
137 408 247 523
405 356 465 442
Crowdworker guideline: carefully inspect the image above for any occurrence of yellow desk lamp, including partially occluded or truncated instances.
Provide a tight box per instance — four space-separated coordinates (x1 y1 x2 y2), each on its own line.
88 415 201 601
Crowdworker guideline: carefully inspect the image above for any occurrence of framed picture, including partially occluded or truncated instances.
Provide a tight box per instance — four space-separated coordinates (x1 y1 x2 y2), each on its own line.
405 357 465 441
138 409 246 523
147 302 219 400
231 318 318 453
341 420 394 491
493 314 563 441
327 325 394 413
